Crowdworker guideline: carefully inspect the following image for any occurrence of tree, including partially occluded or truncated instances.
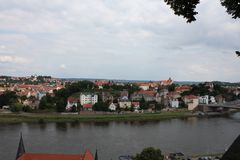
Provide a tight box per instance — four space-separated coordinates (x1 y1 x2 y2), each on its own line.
164 0 200 23
71 105 77 112
133 147 164 160
56 98 66 112
164 0 240 23
93 102 109 111
221 0 240 19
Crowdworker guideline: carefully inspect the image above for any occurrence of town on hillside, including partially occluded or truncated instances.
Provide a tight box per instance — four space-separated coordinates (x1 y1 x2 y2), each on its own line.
0 75 240 114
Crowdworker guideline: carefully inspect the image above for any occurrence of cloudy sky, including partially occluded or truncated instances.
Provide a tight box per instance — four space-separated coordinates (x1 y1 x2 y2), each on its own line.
0 0 239 82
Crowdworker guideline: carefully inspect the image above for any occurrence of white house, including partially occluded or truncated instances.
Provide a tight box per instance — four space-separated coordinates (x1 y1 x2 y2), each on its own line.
209 96 216 104
80 93 98 105
66 97 78 111
119 101 132 109
199 95 209 104
109 103 117 111
169 99 179 108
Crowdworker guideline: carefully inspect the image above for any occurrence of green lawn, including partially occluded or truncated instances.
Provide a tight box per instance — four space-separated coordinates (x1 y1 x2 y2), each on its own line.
0 111 193 123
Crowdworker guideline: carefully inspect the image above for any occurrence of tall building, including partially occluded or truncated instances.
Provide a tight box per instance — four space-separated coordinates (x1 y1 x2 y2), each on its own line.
80 93 98 105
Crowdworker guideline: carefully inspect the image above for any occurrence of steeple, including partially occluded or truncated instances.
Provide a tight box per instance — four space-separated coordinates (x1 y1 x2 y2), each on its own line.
95 149 98 160
16 133 25 160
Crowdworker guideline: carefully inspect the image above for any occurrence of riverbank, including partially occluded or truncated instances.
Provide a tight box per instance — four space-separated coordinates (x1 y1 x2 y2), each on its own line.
0 110 236 123
0 111 196 123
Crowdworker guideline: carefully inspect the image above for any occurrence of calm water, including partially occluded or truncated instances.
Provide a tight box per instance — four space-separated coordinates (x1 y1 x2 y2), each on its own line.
1 113 240 160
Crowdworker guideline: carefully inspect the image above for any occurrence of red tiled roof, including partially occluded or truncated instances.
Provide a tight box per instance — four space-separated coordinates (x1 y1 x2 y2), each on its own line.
17 150 94 160
137 90 156 96
17 153 83 160
83 104 93 108
184 95 199 100
175 85 192 92
68 97 79 103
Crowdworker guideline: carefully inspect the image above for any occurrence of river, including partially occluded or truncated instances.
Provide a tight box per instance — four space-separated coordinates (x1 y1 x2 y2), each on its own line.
1 113 240 160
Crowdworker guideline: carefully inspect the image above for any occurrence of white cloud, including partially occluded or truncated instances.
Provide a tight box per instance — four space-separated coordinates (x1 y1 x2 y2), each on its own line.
59 64 66 70
0 55 30 64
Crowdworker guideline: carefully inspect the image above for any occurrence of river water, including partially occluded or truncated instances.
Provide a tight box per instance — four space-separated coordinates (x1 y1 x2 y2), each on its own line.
1 113 240 160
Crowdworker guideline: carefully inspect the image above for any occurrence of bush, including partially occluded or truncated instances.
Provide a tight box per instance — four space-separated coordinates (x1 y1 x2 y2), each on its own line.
10 103 24 112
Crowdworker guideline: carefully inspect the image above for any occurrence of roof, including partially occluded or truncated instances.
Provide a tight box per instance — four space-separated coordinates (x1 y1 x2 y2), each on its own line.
184 95 199 100
17 153 83 160
221 135 240 160
68 97 79 103
83 104 93 108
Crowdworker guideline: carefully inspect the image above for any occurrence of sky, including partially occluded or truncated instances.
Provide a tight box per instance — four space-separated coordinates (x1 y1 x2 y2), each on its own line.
0 0 239 82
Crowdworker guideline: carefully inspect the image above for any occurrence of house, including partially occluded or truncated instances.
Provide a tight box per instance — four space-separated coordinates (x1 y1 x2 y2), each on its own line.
169 99 179 108
109 103 117 111
159 78 173 86
83 104 93 111
175 85 192 93
119 100 132 109
102 92 114 102
183 95 199 111
131 91 156 102
215 95 225 104
131 102 140 111
80 93 98 105
16 134 96 160
120 90 129 100
95 80 111 89
209 96 216 104
137 83 150 91
199 95 209 104
66 97 78 111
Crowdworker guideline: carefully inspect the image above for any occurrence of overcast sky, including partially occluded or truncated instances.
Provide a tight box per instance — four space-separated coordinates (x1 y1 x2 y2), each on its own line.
0 0 239 82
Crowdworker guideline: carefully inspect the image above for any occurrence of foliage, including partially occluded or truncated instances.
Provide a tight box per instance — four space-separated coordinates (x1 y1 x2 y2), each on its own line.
133 147 164 160
168 83 177 92
164 0 239 22
71 105 77 112
164 0 200 23
221 0 240 19
93 102 109 111
10 103 24 112
0 91 18 107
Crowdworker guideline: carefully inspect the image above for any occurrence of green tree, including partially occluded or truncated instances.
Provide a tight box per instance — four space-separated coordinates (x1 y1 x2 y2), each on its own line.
10 103 24 112
133 147 164 160
56 98 66 112
164 0 239 23
71 105 77 112
93 102 109 111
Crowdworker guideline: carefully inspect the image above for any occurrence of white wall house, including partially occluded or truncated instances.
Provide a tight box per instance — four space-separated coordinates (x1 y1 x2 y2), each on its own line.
109 103 117 111
80 93 98 105
169 99 179 108
199 95 209 104
184 95 199 111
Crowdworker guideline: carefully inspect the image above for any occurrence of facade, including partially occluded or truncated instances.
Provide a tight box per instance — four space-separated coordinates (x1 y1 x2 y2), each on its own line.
109 103 117 111
83 104 93 111
169 99 179 108
66 97 78 111
183 95 199 111
199 95 209 104
80 93 98 105
102 92 114 102
119 101 131 109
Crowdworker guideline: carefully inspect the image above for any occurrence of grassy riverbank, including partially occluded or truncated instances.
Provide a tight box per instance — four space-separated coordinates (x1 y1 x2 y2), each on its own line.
0 111 194 123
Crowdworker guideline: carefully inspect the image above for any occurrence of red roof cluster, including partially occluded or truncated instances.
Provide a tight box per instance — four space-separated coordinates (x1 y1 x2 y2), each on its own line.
175 85 192 93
